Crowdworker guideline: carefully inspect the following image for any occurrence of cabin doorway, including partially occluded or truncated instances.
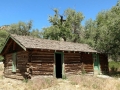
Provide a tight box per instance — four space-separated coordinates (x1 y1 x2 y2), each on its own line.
93 54 100 75
55 53 62 78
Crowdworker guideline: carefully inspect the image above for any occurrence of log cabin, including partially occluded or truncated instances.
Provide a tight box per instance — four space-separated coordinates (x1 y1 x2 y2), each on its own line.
0 34 108 79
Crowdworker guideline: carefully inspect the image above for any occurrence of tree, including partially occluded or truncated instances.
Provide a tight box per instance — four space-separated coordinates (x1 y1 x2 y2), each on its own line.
0 30 9 50
84 19 97 47
30 29 42 38
42 8 84 42
84 1 120 60
8 20 32 36
0 30 9 61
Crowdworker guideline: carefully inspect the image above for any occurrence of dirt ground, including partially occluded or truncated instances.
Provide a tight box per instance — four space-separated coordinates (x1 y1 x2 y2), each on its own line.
0 63 120 90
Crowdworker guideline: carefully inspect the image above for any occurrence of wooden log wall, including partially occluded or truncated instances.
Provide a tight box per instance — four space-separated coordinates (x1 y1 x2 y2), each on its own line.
27 50 54 76
99 54 109 74
4 53 13 75
4 50 108 79
16 51 28 75
81 53 93 73
64 52 82 74
4 51 28 79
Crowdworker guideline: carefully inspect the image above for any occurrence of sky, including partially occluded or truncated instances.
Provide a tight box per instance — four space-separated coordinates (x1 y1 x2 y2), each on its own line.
0 0 118 30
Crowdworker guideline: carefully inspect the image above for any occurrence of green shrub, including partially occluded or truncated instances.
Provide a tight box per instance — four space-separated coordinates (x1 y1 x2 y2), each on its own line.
23 78 29 83
62 75 67 80
109 61 120 70
0 56 3 62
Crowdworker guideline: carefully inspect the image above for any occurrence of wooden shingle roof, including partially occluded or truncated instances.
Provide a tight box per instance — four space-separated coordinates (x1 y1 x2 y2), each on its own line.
7 34 97 53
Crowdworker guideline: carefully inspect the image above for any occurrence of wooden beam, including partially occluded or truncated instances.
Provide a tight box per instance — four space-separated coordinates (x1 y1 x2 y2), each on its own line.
13 42 16 50
10 36 26 51
68 51 71 53
2 40 13 55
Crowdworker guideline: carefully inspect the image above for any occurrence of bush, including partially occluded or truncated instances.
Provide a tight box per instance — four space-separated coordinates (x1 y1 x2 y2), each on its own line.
109 61 120 71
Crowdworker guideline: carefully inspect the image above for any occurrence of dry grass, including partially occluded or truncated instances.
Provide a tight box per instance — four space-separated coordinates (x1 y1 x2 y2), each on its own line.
27 76 58 90
0 64 58 90
0 76 58 90
0 75 119 90
68 75 120 90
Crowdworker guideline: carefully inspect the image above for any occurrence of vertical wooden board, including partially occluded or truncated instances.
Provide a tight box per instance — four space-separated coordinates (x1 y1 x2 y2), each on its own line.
12 53 16 72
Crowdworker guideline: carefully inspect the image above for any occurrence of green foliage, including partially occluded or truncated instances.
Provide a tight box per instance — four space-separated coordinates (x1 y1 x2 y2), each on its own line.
62 75 67 80
109 60 120 78
7 21 42 38
0 56 3 61
96 2 120 58
30 29 42 38
42 8 84 42
23 78 29 83
8 20 32 36
0 30 8 61
84 19 96 47
0 30 9 49
84 1 120 60
109 61 120 70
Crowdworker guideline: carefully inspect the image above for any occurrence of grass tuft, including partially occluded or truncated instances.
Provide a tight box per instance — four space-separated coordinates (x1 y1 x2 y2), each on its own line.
28 76 57 90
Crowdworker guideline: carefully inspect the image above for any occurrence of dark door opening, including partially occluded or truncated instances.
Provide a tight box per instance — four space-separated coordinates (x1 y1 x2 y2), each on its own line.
55 53 62 78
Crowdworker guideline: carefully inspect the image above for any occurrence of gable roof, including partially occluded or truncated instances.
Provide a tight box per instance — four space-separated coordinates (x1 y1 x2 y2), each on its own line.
1 34 97 53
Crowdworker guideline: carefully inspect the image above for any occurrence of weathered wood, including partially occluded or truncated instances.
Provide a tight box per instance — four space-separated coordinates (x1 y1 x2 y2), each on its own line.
26 51 54 76
80 53 93 73
13 42 16 50
3 48 108 79
4 74 24 80
99 54 109 73
32 71 53 75
64 53 82 74
3 39 13 55
4 51 28 79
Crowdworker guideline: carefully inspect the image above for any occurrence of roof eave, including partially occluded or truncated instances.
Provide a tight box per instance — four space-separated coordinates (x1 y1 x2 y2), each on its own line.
10 35 26 51
0 35 27 55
